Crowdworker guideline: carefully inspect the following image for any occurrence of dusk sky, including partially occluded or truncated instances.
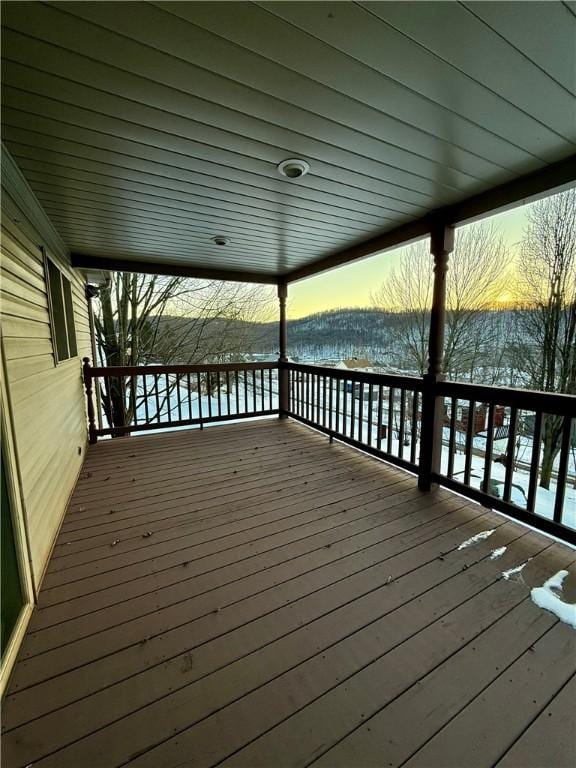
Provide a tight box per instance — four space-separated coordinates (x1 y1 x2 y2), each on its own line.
286 201 530 319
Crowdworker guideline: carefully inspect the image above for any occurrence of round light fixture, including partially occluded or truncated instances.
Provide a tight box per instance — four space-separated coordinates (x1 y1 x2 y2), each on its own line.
212 236 231 246
277 158 310 179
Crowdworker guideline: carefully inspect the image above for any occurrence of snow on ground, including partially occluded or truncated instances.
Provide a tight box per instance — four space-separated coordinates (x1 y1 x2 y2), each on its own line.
531 571 576 629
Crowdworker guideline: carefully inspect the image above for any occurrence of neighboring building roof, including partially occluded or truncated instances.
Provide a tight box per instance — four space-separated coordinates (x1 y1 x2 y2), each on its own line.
336 357 372 370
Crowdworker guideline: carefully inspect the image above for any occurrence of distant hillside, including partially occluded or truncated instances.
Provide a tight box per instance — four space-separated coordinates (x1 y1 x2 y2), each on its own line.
154 306 519 369
257 308 407 362
154 308 405 363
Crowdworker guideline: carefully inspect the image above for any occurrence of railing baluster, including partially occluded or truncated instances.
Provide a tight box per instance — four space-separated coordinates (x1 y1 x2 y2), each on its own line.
154 373 161 423
252 370 257 413
447 397 456 478
387 388 394 455
216 371 222 418
398 388 406 459
94 374 104 432
164 373 171 423
186 373 192 420
482 402 495 497
342 379 347 434
313 373 316 421
335 378 341 434
463 399 475 486
131 374 138 426
358 382 364 442
410 390 419 465
553 415 571 524
268 368 273 411
207 373 213 419
294 369 299 416
226 371 231 415
526 411 543 514
503 406 518 501
322 376 327 428
298 369 302 417
235 370 240 415
329 376 334 433
260 369 265 412
197 372 203 425
143 374 150 425
176 374 182 422
244 370 249 414
350 381 356 439
367 384 373 448
376 385 383 451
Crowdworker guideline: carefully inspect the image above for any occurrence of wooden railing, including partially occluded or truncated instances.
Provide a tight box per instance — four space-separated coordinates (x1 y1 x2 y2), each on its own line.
282 363 575 545
284 363 424 473
82 358 575 544
433 380 575 542
83 359 279 439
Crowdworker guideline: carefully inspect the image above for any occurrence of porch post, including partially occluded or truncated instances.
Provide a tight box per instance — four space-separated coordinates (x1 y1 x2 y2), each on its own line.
278 282 289 418
82 357 98 445
418 223 454 491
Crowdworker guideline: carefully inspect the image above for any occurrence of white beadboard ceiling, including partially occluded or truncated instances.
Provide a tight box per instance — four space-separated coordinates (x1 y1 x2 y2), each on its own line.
1 0 575 282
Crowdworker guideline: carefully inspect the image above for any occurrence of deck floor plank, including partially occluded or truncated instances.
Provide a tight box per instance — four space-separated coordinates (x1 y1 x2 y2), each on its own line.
2 419 574 768
495 674 576 768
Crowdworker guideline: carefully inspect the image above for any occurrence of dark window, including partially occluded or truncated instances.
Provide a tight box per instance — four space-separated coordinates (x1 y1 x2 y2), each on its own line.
45 254 77 363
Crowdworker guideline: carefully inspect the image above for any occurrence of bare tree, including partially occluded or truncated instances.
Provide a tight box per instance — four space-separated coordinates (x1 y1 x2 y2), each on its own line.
372 222 510 380
514 189 576 488
93 272 274 432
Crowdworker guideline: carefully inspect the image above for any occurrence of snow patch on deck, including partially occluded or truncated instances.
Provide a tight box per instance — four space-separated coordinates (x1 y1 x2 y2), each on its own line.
502 560 531 581
457 529 495 550
490 546 507 560
531 571 576 629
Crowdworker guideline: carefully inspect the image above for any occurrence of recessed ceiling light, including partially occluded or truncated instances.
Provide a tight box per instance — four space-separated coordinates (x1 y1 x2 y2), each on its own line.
277 158 311 179
212 236 231 246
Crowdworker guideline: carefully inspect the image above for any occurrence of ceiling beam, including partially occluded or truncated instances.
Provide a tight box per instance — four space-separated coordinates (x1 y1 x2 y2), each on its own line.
70 253 279 285
283 154 576 283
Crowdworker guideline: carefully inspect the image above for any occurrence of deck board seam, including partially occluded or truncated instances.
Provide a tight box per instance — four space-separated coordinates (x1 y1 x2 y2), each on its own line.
27 493 470 644
60 452 385 531
4 523 526 755
44 478 415 584
48 542 551 768
393 619 566 768
58 453 394 533
13 501 494 688
492 670 576 767
37 498 471 610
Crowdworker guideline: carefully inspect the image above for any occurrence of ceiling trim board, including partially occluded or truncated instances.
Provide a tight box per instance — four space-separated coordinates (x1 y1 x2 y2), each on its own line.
70 253 279 286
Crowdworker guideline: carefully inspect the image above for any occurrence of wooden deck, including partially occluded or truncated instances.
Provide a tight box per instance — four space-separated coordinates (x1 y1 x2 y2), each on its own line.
2 418 575 768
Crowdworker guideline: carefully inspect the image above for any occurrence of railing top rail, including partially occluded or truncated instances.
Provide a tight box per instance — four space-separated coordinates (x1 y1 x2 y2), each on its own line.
87 361 279 377
437 380 576 416
285 362 424 390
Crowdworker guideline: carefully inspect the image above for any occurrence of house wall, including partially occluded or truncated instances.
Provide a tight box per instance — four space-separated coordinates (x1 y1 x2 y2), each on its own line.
1 148 91 589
